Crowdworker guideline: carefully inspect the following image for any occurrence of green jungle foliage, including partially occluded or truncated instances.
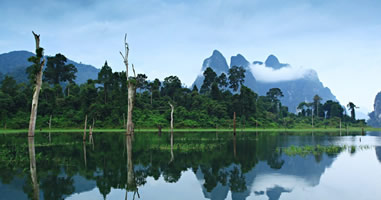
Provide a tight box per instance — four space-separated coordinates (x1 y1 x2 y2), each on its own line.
0 54 365 129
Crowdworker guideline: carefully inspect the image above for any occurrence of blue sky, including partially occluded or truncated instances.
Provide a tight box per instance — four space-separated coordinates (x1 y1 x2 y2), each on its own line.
1 0 381 115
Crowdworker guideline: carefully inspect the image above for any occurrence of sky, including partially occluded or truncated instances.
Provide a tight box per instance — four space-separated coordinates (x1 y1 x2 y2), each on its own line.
1 0 381 116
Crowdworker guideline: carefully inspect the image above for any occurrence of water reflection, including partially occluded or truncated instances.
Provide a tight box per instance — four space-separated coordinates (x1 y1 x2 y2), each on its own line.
376 147 381 163
28 137 39 200
126 134 139 199
83 141 87 168
0 132 381 200
169 132 174 164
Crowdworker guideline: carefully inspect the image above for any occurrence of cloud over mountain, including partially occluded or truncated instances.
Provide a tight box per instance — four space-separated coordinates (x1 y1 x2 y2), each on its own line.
250 63 315 83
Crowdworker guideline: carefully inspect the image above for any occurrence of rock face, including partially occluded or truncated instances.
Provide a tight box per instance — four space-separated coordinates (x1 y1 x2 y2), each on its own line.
192 50 337 112
0 50 99 84
193 50 229 89
367 92 381 127
264 54 288 70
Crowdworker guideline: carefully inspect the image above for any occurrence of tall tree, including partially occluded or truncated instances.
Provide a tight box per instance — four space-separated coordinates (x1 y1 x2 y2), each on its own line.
266 88 283 102
98 61 113 103
297 102 308 116
136 73 148 93
200 67 217 94
347 102 358 121
27 31 46 137
192 85 198 93
151 78 161 101
210 82 221 100
217 73 228 89
162 76 181 99
228 66 246 92
313 95 322 117
323 100 344 119
239 85 257 118
44 53 77 84
266 88 284 114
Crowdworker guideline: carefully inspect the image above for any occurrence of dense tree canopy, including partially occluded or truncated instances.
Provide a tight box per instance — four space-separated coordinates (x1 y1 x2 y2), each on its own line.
228 66 246 92
0 55 365 129
44 54 77 84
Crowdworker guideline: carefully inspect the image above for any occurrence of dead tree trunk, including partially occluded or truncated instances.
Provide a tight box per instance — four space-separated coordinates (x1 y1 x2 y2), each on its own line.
158 125 162 136
123 113 126 129
49 115 52 143
233 135 237 158
169 102 174 163
233 112 236 136
49 115 52 130
28 31 46 137
120 34 137 135
169 102 174 135
83 115 87 141
89 125 94 144
312 110 314 128
127 83 136 135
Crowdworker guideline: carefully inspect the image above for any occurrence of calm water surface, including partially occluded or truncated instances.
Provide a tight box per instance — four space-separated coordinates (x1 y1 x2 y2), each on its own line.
1 131 381 200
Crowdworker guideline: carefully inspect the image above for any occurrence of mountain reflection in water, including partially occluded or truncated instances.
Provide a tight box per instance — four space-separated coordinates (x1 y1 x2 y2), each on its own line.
1 132 381 200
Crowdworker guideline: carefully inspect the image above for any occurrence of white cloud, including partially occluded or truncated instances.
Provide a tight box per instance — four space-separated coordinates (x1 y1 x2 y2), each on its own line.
250 64 313 83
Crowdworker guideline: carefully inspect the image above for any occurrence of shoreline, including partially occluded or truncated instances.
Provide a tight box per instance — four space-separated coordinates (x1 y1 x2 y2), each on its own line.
0 127 379 134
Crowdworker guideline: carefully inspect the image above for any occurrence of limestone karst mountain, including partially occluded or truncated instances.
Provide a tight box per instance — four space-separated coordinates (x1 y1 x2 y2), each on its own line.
193 50 337 112
368 92 381 127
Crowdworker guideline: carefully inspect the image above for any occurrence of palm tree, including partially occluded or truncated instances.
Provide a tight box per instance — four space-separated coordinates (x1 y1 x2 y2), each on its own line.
347 102 358 121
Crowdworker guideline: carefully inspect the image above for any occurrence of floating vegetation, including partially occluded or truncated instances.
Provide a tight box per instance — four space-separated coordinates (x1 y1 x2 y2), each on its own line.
278 145 372 157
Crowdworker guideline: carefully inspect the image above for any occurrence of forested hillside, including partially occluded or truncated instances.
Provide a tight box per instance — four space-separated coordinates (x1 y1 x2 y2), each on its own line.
0 53 364 129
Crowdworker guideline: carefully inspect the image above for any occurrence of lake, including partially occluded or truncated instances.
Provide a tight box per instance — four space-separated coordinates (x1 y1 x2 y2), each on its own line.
1 131 381 200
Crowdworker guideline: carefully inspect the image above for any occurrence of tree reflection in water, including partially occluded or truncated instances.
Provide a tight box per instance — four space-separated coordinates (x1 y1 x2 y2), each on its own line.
0 132 368 200
28 137 39 200
126 134 139 199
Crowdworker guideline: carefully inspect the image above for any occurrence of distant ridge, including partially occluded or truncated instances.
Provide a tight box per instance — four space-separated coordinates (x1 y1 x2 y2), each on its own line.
0 50 99 84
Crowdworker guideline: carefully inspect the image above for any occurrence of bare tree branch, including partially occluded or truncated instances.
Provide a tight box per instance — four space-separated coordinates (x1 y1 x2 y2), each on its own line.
132 64 136 78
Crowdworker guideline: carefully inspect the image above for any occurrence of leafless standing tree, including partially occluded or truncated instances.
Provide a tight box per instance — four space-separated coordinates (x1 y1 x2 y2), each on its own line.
169 102 174 163
28 31 46 137
120 34 137 135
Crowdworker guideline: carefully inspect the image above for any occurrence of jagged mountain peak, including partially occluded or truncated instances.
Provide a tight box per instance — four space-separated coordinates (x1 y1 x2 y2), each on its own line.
201 50 229 74
265 54 288 69
212 49 224 57
193 51 337 113
230 54 249 68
